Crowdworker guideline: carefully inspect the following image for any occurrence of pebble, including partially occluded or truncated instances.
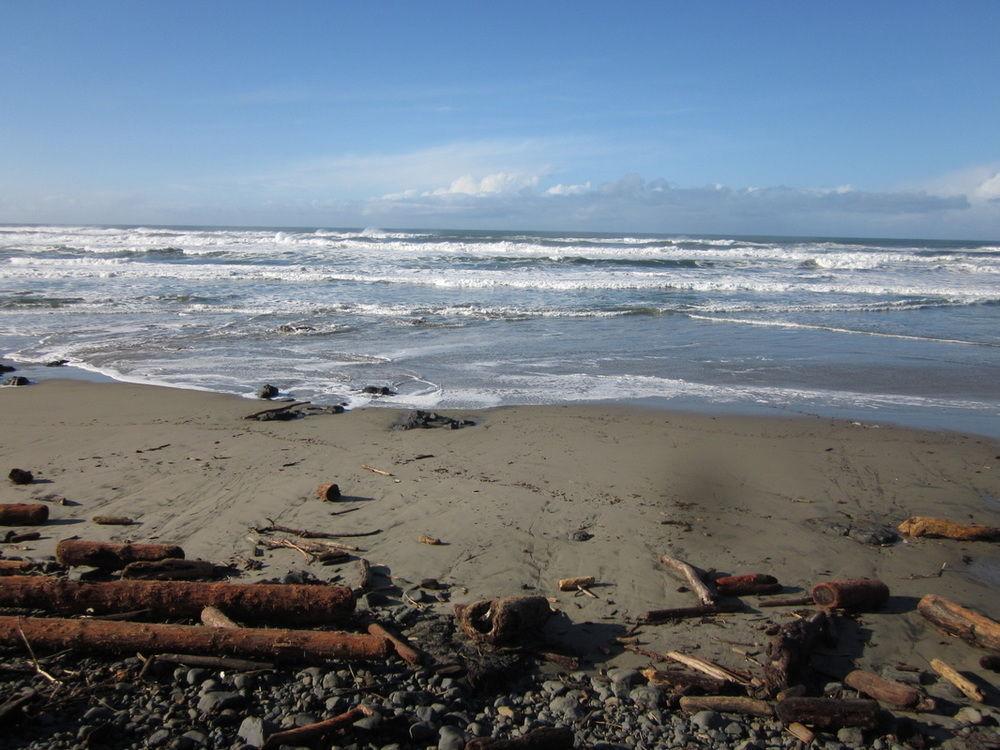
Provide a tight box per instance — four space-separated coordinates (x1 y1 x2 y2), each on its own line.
691 710 723 731
438 725 467 750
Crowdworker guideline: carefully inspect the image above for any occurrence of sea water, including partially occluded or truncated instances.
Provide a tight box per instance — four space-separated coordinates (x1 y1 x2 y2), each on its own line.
1 224 998 436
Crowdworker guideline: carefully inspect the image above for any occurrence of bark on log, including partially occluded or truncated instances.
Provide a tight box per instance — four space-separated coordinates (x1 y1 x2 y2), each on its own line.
764 611 830 696
454 596 552 647
0 504 48 526
0 576 355 625
898 516 1000 541
262 705 373 750
660 555 714 605
642 601 744 623
714 574 779 597
641 666 726 694
200 606 239 628
929 658 985 702
811 578 888 612
679 695 773 717
0 616 389 663
844 669 930 709
0 560 34 575
775 697 880 729
56 540 184 570
92 516 136 526
367 622 422 666
465 727 575 750
665 650 751 687
315 483 341 501
121 559 230 581
557 576 595 591
917 594 1000 652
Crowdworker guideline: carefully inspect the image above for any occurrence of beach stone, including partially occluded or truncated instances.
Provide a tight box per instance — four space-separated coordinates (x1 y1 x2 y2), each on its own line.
628 686 663 709
146 729 171 747
354 712 382 731
410 722 437 742
363 385 396 396
257 384 279 399
45 359 68 367
438 725 466 750
3 376 29 386
954 707 983 724
569 529 594 541
542 680 567 696
837 727 865 745
186 668 208 686
181 731 208 746
691 710 722 731
197 691 244 714
0 364 14 373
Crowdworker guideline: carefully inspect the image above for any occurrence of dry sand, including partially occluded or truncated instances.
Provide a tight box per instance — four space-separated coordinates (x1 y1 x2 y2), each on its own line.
2 379 998 685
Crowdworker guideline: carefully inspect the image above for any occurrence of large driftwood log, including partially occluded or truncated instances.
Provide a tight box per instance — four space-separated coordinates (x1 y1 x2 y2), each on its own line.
642 601 743 624
121 559 231 581
714 574 780 597
465 727 575 749
811 578 888 612
898 516 1000 541
0 560 34 575
0 504 48 526
764 610 830 696
0 576 354 625
56 540 184 570
660 555 714 605
0 616 389 662
775 697 880 729
844 669 933 710
454 596 552 647
679 695 773 716
917 594 1000 652
262 705 373 750
641 666 727 694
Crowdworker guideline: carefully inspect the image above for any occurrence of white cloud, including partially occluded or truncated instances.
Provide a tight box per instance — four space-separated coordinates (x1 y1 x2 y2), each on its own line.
429 172 540 196
975 171 1000 201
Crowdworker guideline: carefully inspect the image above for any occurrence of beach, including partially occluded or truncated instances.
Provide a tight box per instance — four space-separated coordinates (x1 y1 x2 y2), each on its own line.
3 379 997 672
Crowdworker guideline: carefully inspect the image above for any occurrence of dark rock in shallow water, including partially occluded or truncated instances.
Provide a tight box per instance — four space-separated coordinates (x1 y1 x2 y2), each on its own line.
44 359 69 367
394 410 475 431
257 384 279 399
3 376 30 386
363 385 396 396
0 363 15 373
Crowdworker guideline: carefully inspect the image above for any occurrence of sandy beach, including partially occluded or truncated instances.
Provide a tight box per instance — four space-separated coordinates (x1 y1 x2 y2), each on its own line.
2 379 997 682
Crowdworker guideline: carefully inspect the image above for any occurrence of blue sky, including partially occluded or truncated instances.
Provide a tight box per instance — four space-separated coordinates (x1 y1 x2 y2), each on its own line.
1 2 998 237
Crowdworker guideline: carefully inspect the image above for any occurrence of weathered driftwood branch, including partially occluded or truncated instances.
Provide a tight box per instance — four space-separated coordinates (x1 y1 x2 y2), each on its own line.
243 401 310 420
642 601 743 624
454 596 552 647
0 504 48 526
641 666 726 694
759 595 814 608
775 697 880 729
665 651 751 687
368 622 422 665
660 555 714 605
0 576 355 625
679 695 773 717
811 578 888 612
764 610 830 696
92 516 136 526
898 516 1000 541
844 669 934 710
465 727 575 749
715 574 780 597
262 705 374 750
201 606 239 628
0 616 389 663
141 653 273 675
557 576 595 591
56 540 184 570
918 594 1000 652
256 537 353 563
257 520 378 539
930 658 985 702
121 559 230 581
353 558 371 593
2 531 40 543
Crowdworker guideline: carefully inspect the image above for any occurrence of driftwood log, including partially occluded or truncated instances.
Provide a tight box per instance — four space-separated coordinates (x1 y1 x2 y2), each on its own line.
679 695 773 717
844 669 934 710
121 559 231 581
315 483 341 502
141 653 273 674
898 516 1000 541
368 622 422 665
811 578 888 612
930 658 985 702
0 616 389 662
0 504 48 526
465 727 575 749
666 651 751 687
0 560 34 575
557 576 595 591
262 705 373 750
775 697 880 729
56 540 184 570
759 596 814 608
2 531 40 543
660 555 714 605
454 596 552 647
764 610 831 696
641 666 726 694
200 606 239 628
714 574 780 597
92 516 136 526
642 601 743 623
917 594 1000 652
0 576 355 625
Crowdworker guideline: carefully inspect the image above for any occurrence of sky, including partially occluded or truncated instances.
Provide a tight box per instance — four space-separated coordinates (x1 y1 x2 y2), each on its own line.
1 1 999 238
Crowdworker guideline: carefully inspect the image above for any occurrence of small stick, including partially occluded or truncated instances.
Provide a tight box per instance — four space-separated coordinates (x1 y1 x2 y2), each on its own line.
243 401 310 420
417 535 443 546
257 520 380 539
643 602 743 623
929 658 985 702
367 622 422 665
16 624 60 684
262 705 374 750
361 464 393 476
665 650 751 687
330 507 360 517
578 586 598 599
660 555 715 606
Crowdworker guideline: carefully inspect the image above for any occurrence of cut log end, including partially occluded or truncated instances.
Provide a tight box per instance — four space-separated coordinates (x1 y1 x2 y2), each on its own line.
811 578 888 612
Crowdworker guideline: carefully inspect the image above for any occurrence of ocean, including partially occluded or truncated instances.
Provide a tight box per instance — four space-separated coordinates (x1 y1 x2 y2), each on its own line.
1 224 998 436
